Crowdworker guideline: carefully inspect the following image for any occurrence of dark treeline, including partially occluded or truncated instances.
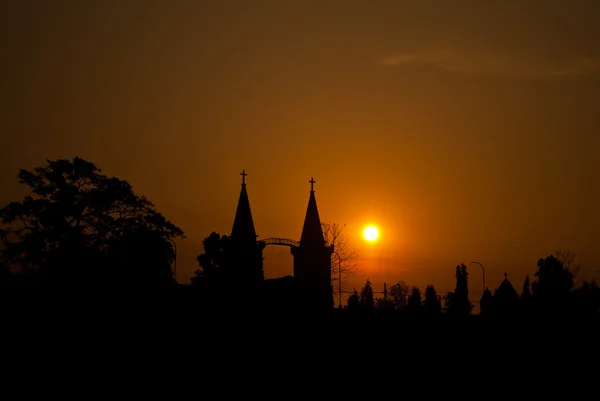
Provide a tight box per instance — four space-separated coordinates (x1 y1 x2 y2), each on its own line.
2 157 599 322
338 258 599 321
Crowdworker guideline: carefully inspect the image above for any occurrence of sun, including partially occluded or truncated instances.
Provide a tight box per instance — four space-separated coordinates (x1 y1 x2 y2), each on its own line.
363 225 379 242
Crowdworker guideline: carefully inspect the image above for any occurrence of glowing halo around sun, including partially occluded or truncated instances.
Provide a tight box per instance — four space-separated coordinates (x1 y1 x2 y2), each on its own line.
363 225 379 242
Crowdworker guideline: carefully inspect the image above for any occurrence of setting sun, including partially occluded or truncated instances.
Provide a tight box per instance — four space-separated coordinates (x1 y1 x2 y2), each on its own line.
363 225 379 242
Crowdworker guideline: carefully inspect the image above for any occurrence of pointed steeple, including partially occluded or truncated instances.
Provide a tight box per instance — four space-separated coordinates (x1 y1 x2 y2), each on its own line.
231 170 257 244
300 177 324 247
292 176 333 310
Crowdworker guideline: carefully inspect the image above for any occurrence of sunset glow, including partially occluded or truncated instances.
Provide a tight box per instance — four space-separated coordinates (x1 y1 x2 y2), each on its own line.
363 226 379 242
2 2 600 317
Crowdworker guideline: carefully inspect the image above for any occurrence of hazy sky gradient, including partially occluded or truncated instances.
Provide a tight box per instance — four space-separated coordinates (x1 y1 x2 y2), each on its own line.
2 0 599 301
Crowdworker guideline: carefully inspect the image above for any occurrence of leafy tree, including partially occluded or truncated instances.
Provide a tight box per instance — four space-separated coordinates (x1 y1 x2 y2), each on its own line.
375 295 394 311
532 255 574 309
347 288 360 310
191 231 230 286
323 222 358 296
423 284 441 315
447 264 472 316
406 286 422 312
107 228 176 286
0 157 184 286
533 255 574 294
375 282 395 311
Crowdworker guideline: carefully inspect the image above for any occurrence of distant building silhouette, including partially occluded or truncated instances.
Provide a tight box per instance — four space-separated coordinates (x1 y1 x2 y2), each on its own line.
223 172 333 310
480 272 521 318
493 272 521 316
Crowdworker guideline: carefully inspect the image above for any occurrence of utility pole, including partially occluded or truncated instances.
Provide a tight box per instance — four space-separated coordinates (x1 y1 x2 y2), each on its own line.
333 251 342 308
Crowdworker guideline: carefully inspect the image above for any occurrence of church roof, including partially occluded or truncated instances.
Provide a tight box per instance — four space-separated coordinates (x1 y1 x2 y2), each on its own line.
299 177 325 248
493 273 520 303
231 170 257 245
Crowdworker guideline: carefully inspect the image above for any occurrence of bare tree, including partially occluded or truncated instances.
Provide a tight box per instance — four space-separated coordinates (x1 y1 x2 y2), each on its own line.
555 249 581 279
388 281 410 310
322 222 359 295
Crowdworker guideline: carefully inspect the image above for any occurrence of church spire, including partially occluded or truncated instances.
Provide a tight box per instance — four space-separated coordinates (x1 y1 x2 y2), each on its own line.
300 176 324 247
231 169 257 244
292 176 333 310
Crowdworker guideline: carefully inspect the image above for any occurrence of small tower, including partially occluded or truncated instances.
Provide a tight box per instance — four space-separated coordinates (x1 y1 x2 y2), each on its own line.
227 170 265 285
291 177 334 310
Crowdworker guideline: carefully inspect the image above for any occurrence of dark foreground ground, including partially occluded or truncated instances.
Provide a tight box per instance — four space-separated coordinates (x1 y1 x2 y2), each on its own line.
5 283 598 324
4 282 599 382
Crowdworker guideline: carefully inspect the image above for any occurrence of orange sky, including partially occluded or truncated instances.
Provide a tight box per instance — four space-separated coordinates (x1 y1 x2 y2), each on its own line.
2 1 600 304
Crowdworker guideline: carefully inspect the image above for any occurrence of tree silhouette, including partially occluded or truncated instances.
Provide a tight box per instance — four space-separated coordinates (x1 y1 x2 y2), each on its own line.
521 274 532 306
106 228 176 286
406 286 422 314
447 264 472 316
347 288 359 310
388 281 410 310
533 255 574 294
322 222 358 294
572 279 600 317
532 255 574 312
374 296 394 311
555 249 581 279
0 157 183 286
191 231 230 287
359 278 374 310
423 284 441 315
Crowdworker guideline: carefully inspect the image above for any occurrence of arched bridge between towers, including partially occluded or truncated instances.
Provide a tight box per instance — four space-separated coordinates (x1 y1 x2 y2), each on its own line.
258 237 300 248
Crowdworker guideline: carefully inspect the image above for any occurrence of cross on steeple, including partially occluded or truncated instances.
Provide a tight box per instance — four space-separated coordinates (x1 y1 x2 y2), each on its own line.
504 272 508 279
241 169 247 185
309 177 315 192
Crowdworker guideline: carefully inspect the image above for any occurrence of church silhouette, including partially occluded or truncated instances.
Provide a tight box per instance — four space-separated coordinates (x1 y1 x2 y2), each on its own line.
225 170 334 311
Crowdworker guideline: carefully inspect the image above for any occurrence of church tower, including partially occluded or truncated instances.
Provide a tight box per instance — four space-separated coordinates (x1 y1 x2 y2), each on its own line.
291 177 334 309
227 170 265 285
